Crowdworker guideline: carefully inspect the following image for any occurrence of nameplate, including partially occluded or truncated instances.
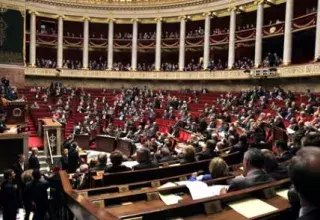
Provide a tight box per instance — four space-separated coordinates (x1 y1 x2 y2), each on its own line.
151 181 161 188
119 185 129 193
92 200 105 208
162 162 169 168
179 176 187 181
204 200 222 215
78 191 88 198
263 187 276 199
147 192 160 201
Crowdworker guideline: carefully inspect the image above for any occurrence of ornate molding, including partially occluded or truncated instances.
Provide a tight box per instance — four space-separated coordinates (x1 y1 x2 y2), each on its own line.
24 64 320 81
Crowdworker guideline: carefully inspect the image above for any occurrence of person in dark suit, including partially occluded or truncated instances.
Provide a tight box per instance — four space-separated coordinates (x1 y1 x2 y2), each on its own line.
157 147 175 163
68 143 81 173
12 154 28 208
132 148 158 170
197 140 218 161
105 151 131 173
275 140 293 162
179 145 197 164
60 148 69 171
0 169 19 220
24 169 50 220
228 148 274 192
289 147 320 220
74 164 91 189
63 134 74 150
262 149 288 180
28 148 40 170
92 153 108 171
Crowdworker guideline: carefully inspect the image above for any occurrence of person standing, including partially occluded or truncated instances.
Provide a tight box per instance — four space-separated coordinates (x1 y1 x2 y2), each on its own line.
29 148 40 170
12 154 27 207
68 143 80 173
0 169 19 220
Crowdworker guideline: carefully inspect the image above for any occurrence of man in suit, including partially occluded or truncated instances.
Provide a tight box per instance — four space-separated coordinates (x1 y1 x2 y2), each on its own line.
60 148 69 171
289 147 320 220
133 148 158 170
12 154 27 207
275 140 293 162
92 153 108 171
228 148 274 192
29 148 40 170
24 169 50 220
262 149 288 181
68 142 81 173
0 169 19 220
197 140 218 161
105 151 131 173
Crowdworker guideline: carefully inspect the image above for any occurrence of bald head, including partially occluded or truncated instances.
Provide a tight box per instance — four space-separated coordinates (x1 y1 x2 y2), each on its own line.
289 147 320 207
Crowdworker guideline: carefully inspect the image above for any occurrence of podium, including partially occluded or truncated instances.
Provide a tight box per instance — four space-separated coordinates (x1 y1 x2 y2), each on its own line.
5 101 27 124
38 118 62 157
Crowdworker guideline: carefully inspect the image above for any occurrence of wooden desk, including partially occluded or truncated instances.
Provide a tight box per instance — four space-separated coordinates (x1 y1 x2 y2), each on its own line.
74 134 90 150
117 138 134 157
5 101 26 124
96 135 116 152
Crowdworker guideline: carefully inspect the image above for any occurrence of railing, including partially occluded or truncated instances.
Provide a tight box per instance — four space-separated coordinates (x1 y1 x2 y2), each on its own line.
59 171 119 220
45 130 54 165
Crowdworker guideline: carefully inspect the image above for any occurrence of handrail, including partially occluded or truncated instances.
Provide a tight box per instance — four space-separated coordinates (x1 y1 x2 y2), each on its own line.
59 171 119 220
45 131 54 165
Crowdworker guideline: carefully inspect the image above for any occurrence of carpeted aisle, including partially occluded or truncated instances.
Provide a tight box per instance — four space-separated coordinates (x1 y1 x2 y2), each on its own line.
28 136 44 150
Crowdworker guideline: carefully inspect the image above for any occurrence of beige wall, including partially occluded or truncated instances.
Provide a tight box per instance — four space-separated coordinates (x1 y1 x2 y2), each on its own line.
25 76 320 92
0 65 25 88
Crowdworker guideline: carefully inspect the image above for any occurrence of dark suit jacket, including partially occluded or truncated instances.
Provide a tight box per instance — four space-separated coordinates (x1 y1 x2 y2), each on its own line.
298 208 320 220
25 179 50 210
105 165 131 173
133 161 159 170
277 151 293 163
0 180 19 213
60 156 68 170
92 163 108 171
228 169 274 192
268 163 288 181
158 155 175 163
12 162 27 184
197 150 217 161
28 154 40 170
68 148 80 173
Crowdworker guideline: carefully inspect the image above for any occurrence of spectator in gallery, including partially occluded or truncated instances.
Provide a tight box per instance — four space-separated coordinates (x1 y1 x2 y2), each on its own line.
29 147 40 170
0 169 19 220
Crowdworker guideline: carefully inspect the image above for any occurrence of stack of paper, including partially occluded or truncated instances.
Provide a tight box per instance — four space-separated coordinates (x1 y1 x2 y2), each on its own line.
228 198 278 218
159 193 182 205
276 189 289 200
158 182 178 189
185 181 229 200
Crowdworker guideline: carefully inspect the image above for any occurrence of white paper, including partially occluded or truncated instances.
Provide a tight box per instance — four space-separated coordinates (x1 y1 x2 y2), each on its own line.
159 193 182 205
186 181 212 200
123 161 139 169
276 189 289 200
208 185 229 196
228 198 278 218
158 182 178 189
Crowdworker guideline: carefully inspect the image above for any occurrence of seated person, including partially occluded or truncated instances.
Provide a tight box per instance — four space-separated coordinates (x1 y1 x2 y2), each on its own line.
132 148 159 170
156 147 175 163
289 147 320 220
74 164 90 189
105 151 131 173
92 153 108 171
275 140 293 162
179 145 197 164
196 140 218 161
262 149 288 180
189 157 229 181
227 148 274 192
229 134 249 154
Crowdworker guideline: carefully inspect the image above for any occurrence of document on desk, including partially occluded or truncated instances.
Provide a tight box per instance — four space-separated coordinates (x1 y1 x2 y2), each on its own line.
228 198 278 218
276 189 289 200
159 193 182 205
158 182 178 189
185 181 229 200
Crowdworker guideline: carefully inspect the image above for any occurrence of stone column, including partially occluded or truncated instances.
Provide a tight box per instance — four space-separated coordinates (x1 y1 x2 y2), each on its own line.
283 0 294 65
254 2 264 68
82 18 89 69
131 19 138 70
179 16 186 71
57 16 64 68
315 0 320 60
155 18 162 71
108 19 114 70
228 9 236 69
203 13 211 70
29 11 36 67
